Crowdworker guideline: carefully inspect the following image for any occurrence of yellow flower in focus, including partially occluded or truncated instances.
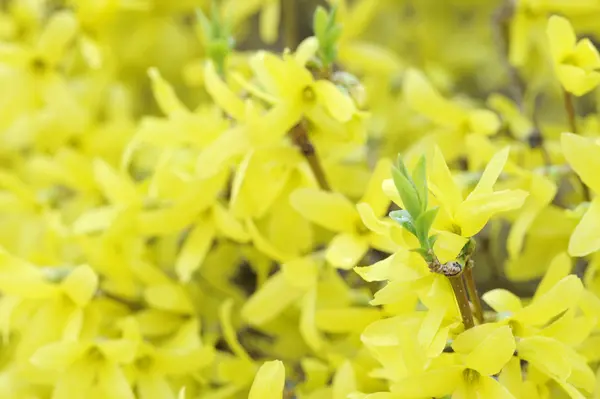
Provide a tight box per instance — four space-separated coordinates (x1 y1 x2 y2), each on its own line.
383 146 528 262
547 15 600 96
391 324 516 398
241 37 358 144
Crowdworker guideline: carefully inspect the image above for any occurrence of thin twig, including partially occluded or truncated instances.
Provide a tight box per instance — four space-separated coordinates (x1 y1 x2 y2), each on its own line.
448 274 475 330
282 0 299 50
563 89 578 134
463 260 484 324
289 122 331 191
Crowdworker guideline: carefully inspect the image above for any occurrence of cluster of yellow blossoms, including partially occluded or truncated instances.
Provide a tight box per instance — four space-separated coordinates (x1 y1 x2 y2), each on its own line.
1 0 600 398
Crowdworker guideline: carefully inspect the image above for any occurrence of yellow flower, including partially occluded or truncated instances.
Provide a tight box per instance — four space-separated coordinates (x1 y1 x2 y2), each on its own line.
239 37 358 144
391 324 516 398
483 254 596 396
291 158 395 269
122 317 215 399
403 69 501 137
561 132 600 256
31 334 137 399
383 146 528 262
547 15 600 96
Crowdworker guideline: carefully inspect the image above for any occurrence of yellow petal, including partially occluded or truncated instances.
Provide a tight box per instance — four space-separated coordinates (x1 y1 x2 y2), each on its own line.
295 36 319 66
314 80 355 122
356 203 388 235
204 61 245 120
61 265 98 307
148 67 188 116
30 341 85 370
547 15 576 62
97 339 137 364
195 127 250 178
219 299 252 363
213 202 250 243
175 219 216 282
467 147 509 198
144 284 194 314
464 325 515 376
513 275 583 326
325 233 369 270
429 146 463 215
241 272 304 326
456 189 529 237
573 38 600 69
259 0 280 44
403 69 467 128
467 109 500 136
507 174 557 258
359 158 393 217
477 375 517 399
290 188 359 233
72 206 119 234
541 310 595 346
281 256 319 289
418 305 445 350
534 252 571 300
557 64 600 96
390 366 463 398
249 360 285 399
300 288 324 352
561 133 600 193
481 289 523 314
332 361 357 399
517 336 571 380
249 101 303 145
36 10 78 65
315 307 381 333
569 197 600 256
433 231 468 264
452 323 504 354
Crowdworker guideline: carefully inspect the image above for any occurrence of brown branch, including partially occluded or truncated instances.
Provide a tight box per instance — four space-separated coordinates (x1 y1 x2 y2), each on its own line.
448 274 475 330
463 261 484 324
563 89 578 134
289 122 331 191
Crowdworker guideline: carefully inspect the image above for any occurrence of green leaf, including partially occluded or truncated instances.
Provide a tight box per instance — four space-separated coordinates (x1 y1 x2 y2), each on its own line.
412 156 428 211
391 167 421 219
415 207 439 244
410 247 432 262
395 154 411 180
313 6 329 40
327 5 338 29
196 9 212 40
389 210 417 237
428 235 438 249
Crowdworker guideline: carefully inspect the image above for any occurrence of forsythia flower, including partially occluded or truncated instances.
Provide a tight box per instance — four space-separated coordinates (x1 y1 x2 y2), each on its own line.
0 2 599 399
547 15 600 96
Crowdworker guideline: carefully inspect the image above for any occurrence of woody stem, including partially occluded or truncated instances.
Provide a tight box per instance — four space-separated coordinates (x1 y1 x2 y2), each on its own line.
463 261 484 323
290 123 331 191
563 89 578 134
282 0 299 50
448 274 475 330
